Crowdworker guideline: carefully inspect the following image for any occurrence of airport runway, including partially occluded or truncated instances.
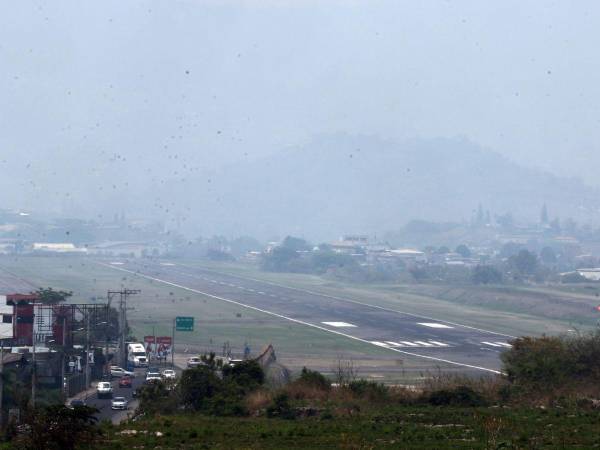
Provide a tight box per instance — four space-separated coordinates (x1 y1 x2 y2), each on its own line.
103 260 516 374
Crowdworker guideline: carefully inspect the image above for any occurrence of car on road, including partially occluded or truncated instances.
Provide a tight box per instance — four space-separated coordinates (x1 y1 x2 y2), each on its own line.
111 396 128 410
96 381 113 398
118 376 133 388
145 372 162 383
161 369 176 380
110 366 135 378
68 399 86 409
187 356 203 368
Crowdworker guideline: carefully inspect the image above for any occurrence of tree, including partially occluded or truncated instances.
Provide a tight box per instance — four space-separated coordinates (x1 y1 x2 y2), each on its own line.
509 249 538 276
455 244 471 258
261 246 300 272
221 360 264 392
540 204 549 224
281 236 311 252
34 288 72 304
179 365 224 411
495 212 514 230
476 203 484 226
471 265 502 284
15 404 99 450
540 247 557 265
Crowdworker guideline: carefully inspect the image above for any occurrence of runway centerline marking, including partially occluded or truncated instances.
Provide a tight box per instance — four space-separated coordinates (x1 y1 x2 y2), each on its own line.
321 321 356 328
100 262 502 375
418 323 453 329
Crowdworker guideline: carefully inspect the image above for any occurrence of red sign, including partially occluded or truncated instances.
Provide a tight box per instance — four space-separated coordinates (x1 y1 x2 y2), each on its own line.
144 336 172 358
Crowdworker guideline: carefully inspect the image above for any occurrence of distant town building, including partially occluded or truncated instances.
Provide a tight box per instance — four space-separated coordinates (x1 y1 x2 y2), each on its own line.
32 242 87 253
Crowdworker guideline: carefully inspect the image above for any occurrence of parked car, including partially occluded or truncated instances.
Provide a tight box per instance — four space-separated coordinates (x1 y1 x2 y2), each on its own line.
110 366 135 378
118 376 133 388
186 357 203 368
111 396 128 410
145 372 162 383
161 369 176 380
96 381 113 398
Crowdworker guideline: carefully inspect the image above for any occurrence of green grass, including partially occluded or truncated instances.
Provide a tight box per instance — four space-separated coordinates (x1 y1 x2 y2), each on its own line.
0 256 456 381
177 260 588 337
98 406 600 449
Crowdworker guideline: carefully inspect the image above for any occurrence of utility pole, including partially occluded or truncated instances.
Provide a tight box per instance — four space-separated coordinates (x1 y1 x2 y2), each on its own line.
0 340 4 427
84 312 90 395
108 289 140 368
171 318 175 368
61 316 66 401
31 320 36 409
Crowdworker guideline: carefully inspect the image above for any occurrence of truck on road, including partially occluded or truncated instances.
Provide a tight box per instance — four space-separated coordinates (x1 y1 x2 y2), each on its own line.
127 342 148 368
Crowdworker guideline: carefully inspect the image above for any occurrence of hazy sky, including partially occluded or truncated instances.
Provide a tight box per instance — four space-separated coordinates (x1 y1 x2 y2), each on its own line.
1 1 600 217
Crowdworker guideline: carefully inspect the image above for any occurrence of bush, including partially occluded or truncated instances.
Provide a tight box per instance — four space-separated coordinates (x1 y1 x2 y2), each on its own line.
472 265 503 284
501 332 600 398
297 367 331 391
347 380 389 402
266 393 296 420
222 360 265 392
179 366 225 411
501 335 573 389
425 385 487 407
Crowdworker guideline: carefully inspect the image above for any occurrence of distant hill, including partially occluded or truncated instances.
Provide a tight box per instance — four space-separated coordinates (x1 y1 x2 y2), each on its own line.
160 134 600 240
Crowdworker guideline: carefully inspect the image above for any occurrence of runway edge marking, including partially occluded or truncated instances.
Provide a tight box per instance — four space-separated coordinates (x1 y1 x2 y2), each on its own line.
99 262 502 375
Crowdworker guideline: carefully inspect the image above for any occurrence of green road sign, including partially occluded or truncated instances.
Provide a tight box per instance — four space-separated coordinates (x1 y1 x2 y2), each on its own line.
175 316 194 331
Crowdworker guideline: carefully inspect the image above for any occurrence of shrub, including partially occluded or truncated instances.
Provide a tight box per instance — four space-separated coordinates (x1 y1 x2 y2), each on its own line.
266 393 296 420
222 360 265 393
501 335 572 389
347 380 389 402
298 367 331 391
426 385 487 407
179 366 224 411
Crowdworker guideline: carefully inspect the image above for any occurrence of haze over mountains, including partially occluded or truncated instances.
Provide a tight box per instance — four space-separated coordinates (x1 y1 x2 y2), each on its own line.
166 134 600 240
2 134 598 241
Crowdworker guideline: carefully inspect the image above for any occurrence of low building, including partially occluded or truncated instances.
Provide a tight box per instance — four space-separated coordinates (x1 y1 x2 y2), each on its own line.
32 242 87 253
577 268 600 281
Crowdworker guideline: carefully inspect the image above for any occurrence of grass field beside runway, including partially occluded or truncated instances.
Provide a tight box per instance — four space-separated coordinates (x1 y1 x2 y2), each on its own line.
0 256 459 381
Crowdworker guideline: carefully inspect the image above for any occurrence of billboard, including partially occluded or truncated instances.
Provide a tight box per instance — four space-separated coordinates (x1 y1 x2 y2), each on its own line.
144 336 172 360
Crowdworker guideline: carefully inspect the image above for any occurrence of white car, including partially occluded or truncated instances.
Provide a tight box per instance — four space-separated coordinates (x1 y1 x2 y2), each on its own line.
161 369 176 380
96 381 113 398
145 372 162 383
110 366 135 378
186 357 203 368
111 396 128 410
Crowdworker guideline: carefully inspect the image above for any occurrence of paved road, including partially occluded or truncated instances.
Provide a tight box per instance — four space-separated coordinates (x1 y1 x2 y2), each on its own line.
103 260 517 374
76 369 145 423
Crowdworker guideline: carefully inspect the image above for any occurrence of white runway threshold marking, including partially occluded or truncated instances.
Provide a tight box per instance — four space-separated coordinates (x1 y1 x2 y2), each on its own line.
482 341 512 348
100 263 502 375
377 340 450 348
418 322 454 329
321 321 356 328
